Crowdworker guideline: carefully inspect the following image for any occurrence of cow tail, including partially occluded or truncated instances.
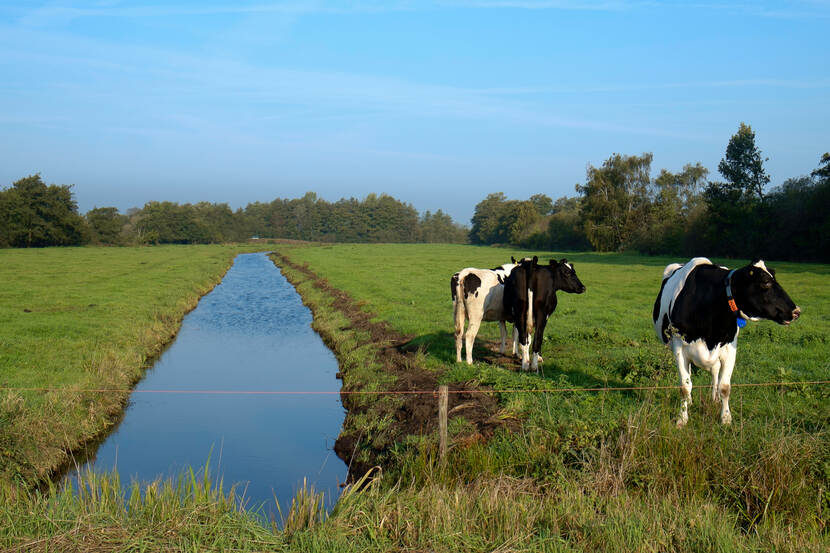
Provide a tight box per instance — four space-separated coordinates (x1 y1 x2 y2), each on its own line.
525 288 534 339
452 272 466 325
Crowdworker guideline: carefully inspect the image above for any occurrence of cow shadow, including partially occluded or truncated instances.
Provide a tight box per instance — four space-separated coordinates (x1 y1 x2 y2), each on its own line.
534 359 628 391
397 330 530 368
396 330 459 364
398 331 631 394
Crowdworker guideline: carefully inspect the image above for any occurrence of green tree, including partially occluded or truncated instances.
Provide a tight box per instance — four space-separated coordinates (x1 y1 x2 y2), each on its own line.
469 193 541 245
501 200 540 244
86 207 127 245
529 193 554 216
717 122 770 200
469 193 508 244
811 152 830 181
541 196 591 251
634 163 708 255
417 210 468 243
135 202 217 244
760 153 830 262
0 174 87 247
704 123 770 255
576 153 653 251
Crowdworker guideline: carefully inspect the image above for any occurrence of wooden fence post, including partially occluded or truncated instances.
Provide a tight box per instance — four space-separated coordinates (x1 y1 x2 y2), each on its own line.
438 385 448 463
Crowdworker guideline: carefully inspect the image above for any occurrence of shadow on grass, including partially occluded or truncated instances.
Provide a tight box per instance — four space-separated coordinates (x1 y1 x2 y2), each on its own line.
399 330 642 398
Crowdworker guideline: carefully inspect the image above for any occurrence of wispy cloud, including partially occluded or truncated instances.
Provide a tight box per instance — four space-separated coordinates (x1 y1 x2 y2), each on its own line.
0 22 710 141
472 79 830 95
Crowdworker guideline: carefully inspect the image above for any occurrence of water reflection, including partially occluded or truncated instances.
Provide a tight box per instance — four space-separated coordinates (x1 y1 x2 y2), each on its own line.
67 252 346 514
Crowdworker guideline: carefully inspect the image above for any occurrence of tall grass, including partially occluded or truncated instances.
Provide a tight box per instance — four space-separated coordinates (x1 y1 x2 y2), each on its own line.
5 462 825 552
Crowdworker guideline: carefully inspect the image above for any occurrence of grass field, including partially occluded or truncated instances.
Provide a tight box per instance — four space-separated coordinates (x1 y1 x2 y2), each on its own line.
1 243 828 552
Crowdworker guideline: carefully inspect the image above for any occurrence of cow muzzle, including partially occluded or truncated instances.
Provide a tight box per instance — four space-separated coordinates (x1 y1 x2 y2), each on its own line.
783 306 801 325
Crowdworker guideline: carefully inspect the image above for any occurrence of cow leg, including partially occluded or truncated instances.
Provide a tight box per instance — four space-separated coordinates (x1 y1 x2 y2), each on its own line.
530 313 549 374
710 359 721 404
514 324 531 371
718 342 737 424
519 340 530 371
512 327 520 357
464 317 482 365
672 339 693 427
454 302 465 363
498 321 507 354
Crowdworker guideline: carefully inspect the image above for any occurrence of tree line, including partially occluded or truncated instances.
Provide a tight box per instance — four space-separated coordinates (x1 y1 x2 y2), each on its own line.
470 123 830 263
0 186 468 247
2 122 827 262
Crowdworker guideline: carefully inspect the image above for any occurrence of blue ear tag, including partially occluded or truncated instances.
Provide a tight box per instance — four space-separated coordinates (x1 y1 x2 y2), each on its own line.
736 317 747 328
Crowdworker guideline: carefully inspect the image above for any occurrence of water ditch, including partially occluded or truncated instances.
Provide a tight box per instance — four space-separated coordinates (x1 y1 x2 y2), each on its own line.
64 252 346 514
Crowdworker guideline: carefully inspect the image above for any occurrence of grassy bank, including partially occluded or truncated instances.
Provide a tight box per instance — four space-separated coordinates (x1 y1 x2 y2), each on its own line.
0 244 260 484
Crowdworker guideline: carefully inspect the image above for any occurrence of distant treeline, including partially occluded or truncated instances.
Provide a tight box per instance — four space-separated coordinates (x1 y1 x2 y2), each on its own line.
2 123 828 262
0 186 468 247
471 124 830 263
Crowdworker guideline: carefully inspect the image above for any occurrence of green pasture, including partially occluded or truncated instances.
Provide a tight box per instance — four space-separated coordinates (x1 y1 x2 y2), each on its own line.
0 244 261 483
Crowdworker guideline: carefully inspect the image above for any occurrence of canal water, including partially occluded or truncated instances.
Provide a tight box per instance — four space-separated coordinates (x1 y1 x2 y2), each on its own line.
67 252 346 513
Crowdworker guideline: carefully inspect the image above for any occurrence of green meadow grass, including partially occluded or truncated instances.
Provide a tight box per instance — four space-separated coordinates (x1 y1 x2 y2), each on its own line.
0 244 262 484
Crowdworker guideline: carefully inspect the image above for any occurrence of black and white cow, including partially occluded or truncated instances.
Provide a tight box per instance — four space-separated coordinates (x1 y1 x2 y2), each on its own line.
653 257 800 426
504 256 586 372
451 260 517 364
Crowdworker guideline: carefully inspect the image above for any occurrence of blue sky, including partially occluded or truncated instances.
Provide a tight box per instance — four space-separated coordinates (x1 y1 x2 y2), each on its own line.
1 1 828 224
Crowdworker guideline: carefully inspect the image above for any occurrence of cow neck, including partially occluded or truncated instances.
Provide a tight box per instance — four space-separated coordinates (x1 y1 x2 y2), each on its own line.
725 269 748 328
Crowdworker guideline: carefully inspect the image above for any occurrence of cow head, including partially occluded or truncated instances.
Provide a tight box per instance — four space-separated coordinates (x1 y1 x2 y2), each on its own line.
550 258 586 294
733 259 800 325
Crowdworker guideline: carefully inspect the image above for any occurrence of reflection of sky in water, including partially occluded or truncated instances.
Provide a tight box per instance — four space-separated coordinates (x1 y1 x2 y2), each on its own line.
67 253 346 514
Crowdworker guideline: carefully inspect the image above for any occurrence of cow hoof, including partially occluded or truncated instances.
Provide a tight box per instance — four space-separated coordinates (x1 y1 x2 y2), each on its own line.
721 412 732 425
676 416 688 428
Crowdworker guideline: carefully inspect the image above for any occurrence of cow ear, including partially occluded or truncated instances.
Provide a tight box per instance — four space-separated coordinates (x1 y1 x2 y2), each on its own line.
769 267 776 278
511 256 516 264
561 258 568 265
532 256 538 265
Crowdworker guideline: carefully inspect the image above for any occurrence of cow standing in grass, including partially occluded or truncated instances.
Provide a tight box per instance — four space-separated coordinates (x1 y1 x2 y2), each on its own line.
451 261 517 364
504 256 586 372
653 257 800 426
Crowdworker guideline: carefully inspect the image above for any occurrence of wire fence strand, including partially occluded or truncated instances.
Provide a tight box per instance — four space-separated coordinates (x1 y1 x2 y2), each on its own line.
1 380 829 396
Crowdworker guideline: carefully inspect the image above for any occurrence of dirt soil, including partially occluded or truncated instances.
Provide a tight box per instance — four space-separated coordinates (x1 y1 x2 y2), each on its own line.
272 252 516 482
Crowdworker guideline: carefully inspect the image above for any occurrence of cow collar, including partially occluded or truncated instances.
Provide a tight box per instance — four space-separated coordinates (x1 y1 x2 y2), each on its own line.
725 269 747 328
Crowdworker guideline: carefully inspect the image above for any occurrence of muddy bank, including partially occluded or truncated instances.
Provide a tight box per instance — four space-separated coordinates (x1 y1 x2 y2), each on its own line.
270 251 515 482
